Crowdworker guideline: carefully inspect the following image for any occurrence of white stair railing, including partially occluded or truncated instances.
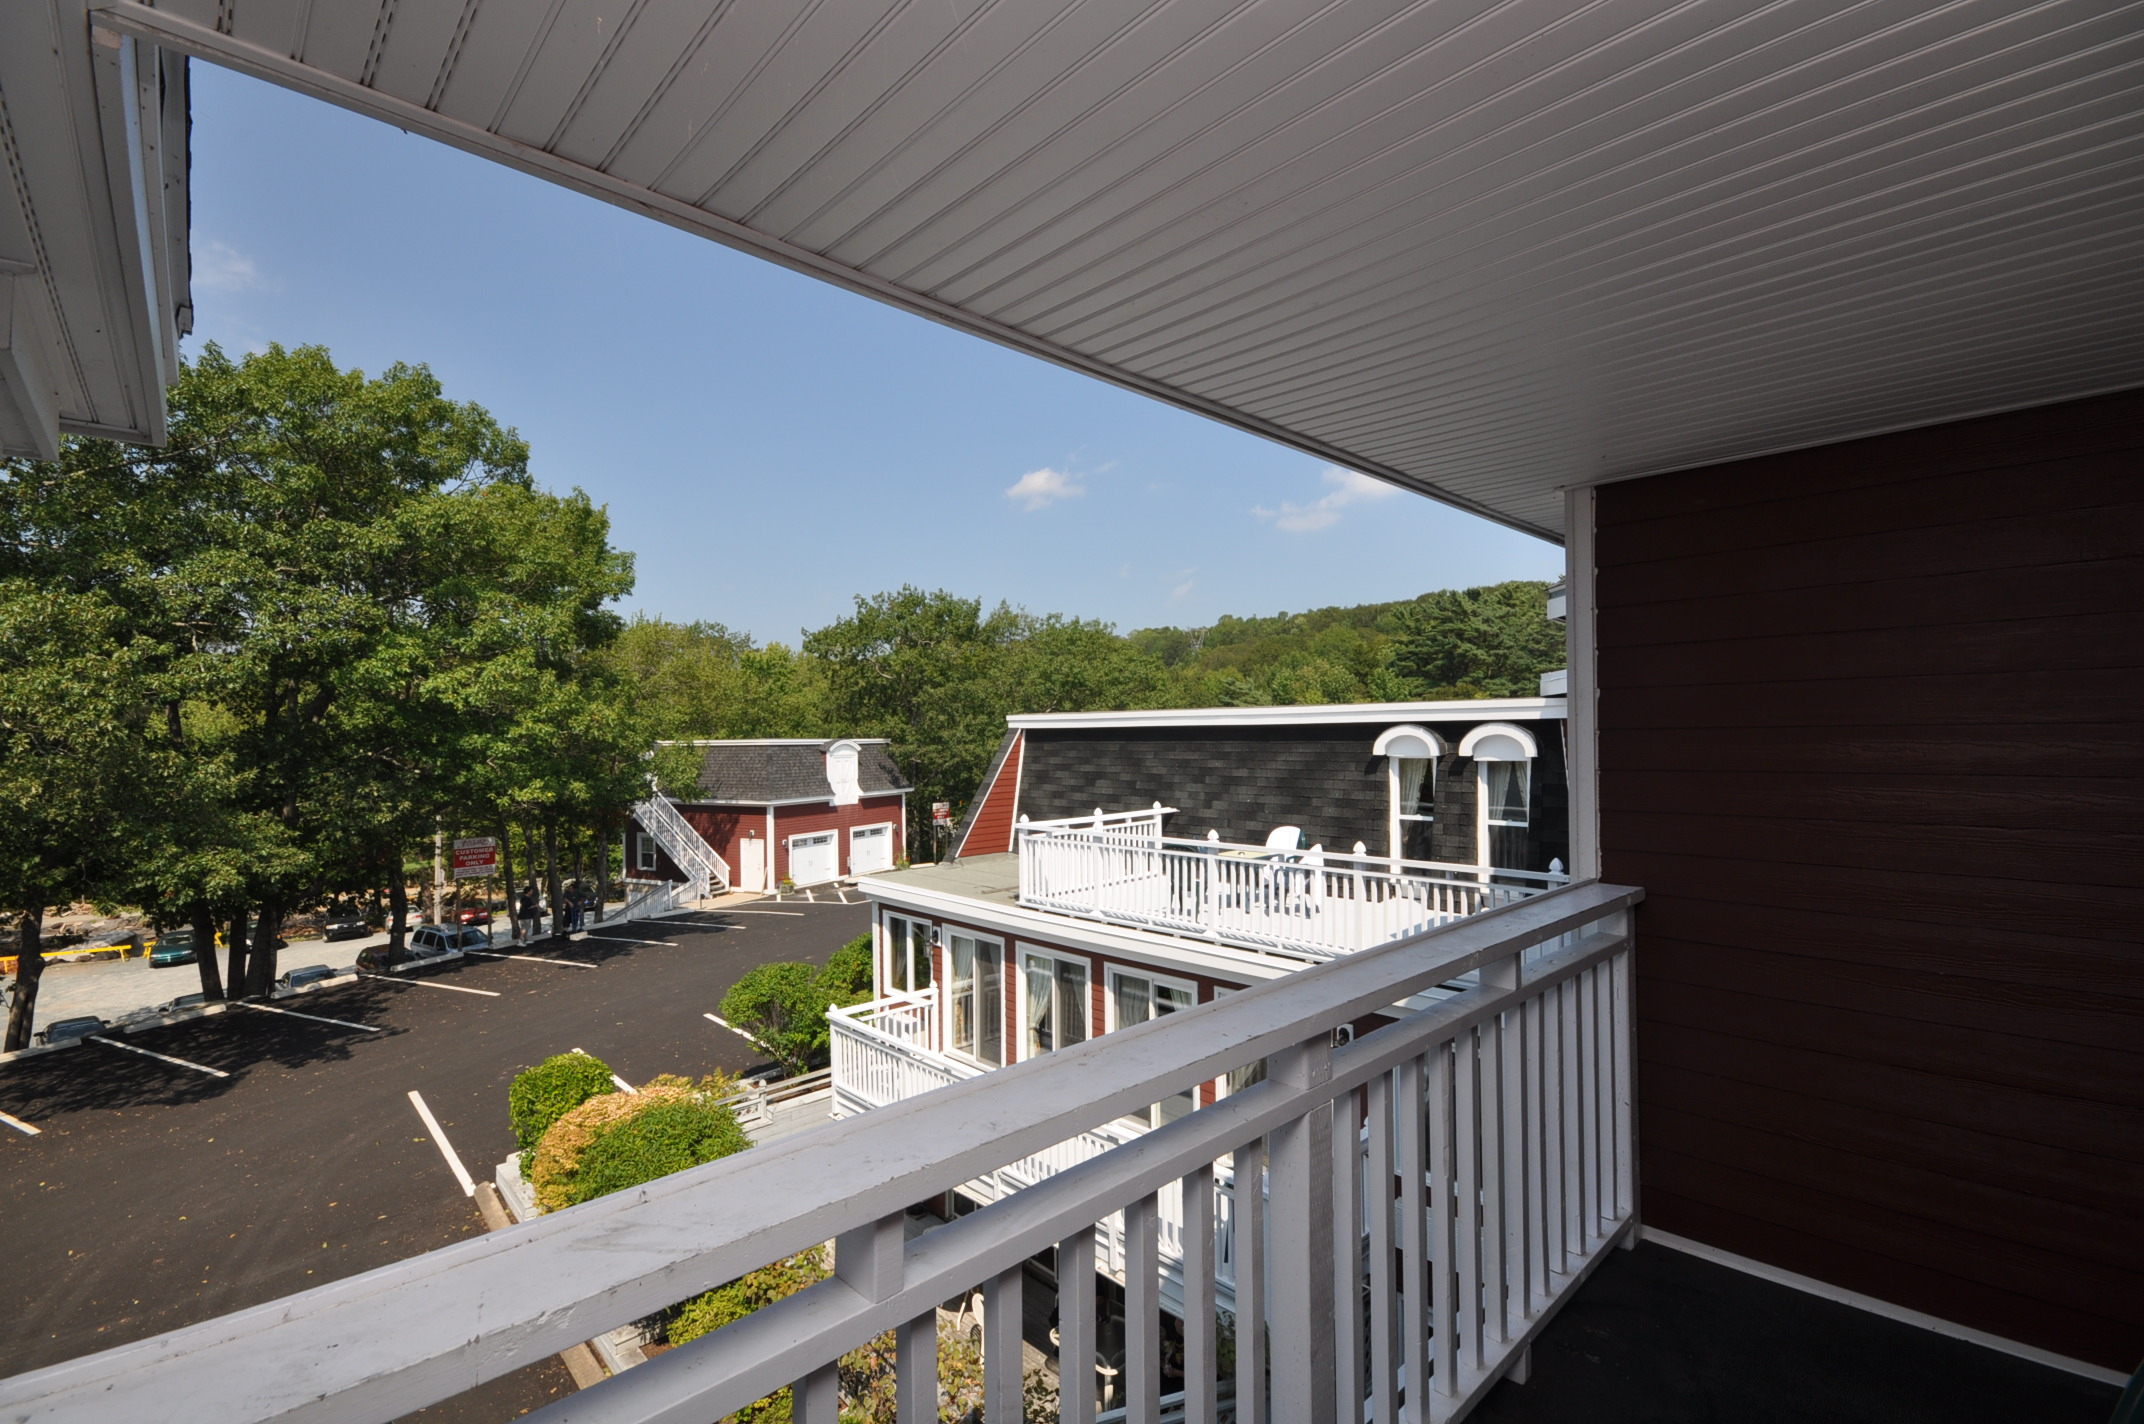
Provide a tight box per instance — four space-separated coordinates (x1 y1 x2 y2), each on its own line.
0 882 1639 1424
633 794 730 900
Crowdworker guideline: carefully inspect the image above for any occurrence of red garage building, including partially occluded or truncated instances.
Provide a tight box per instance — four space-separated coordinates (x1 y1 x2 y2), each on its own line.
626 739 911 892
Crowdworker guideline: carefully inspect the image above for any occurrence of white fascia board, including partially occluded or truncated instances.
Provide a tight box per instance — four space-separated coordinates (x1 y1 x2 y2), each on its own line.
1006 699 1567 732
856 881 1294 985
680 790 913 809
653 738 891 747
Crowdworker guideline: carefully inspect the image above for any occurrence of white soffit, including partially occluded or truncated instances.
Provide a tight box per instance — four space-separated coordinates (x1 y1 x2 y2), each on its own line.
97 0 2144 539
0 6 191 457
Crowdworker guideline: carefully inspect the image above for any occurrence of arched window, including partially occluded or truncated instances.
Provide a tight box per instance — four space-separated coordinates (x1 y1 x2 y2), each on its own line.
1374 725 1444 861
1458 723 1538 869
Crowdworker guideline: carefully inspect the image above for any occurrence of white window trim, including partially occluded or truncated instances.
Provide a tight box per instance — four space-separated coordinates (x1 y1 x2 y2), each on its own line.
943 928 1006 1068
1016 944 1092 1061
634 832 658 874
1104 966 1199 1034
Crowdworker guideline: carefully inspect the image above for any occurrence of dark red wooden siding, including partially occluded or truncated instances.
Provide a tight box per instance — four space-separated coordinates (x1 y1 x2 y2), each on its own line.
1595 388 2144 1370
955 732 1024 857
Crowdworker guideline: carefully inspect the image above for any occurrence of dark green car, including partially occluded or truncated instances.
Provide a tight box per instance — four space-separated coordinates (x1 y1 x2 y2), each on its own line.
149 931 197 968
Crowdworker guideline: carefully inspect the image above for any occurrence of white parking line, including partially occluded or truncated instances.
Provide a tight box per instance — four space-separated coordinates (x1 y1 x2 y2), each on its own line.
707 909 804 917
579 933 676 946
88 1035 230 1078
359 974 501 997
407 1090 476 1196
0 1108 39 1136
703 1012 758 1044
234 1001 383 1032
464 950 596 969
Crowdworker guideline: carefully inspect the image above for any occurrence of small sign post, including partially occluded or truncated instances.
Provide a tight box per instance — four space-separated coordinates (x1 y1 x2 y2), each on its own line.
930 803 952 863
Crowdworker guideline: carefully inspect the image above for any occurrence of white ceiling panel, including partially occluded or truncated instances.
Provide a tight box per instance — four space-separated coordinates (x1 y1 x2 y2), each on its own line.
85 0 2144 538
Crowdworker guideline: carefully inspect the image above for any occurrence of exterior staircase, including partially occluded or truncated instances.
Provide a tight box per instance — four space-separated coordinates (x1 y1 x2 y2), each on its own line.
628 795 730 912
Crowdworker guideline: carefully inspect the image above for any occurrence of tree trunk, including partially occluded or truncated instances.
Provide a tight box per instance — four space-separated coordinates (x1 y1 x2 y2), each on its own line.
543 818 562 942
499 820 519 943
595 816 611 925
387 874 408 968
191 903 224 1001
3 907 44 1052
247 899 282 997
225 913 249 1000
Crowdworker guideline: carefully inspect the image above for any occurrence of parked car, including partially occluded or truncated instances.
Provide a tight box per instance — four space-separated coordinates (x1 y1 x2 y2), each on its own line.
154 992 206 1015
149 931 197 968
455 904 495 927
35 1016 104 1046
276 964 336 992
357 925 487 972
322 909 368 942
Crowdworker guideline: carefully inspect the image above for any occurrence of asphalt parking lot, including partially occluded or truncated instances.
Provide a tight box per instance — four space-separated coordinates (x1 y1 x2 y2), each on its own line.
0 898 869 1417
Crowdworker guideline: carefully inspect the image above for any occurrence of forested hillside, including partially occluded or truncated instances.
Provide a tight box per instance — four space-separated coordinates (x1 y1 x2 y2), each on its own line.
621 579 1564 853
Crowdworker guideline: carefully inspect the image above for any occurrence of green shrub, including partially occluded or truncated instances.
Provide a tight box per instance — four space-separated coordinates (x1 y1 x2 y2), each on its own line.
818 933 873 1007
719 961 830 1076
670 1248 830 1347
560 1096 750 1208
509 1052 616 1167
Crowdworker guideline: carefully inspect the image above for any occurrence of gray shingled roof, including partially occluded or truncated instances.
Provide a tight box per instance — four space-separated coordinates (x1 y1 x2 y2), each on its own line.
691 741 908 804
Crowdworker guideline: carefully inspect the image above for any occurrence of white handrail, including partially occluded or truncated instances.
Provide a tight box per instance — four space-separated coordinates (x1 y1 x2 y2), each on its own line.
0 882 1639 1424
1018 821 1568 961
633 795 731 899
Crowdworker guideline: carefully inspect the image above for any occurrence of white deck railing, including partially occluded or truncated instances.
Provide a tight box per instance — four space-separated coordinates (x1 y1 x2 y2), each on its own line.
0 882 1638 1424
830 995 1243 1316
1018 817 1566 961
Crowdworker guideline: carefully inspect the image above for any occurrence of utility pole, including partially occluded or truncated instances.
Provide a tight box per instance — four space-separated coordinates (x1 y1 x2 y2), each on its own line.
432 827 446 925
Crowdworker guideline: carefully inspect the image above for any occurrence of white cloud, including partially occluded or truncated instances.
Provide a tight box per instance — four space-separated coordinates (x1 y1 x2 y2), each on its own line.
193 240 278 295
1251 466 1397 533
1171 579 1196 601
1005 466 1085 511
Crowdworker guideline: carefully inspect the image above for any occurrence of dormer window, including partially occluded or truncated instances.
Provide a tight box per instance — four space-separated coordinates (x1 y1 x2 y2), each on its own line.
826 740 862 806
1373 724 1444 861
1459 723 1539 870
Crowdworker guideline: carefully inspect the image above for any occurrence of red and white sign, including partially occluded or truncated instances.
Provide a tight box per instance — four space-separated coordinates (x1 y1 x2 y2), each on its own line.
931 802 952 825
452 837 498 879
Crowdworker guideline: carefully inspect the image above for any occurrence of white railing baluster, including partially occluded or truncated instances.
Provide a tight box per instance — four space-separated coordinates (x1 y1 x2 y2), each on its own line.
1126 1193 1162 1424
1613 952 1635 1226
986 1263 1025 1422
1479 1015 1507 1354
1500 1005 1529 1339
1182 1165 1217 1424
1333 1087 1364 1424
1061 1227 1098 1424
1455 1028 1481 1379
1428 1040 1455 1411
1366 1073 1399 1424
1235 1138 1268 1424
1268 1040 1338 1424
1540 985 1565 1278
792 1362 838 1423
1561 981 1583 1268
898 1310 938 1422
1397 1056 1428 1424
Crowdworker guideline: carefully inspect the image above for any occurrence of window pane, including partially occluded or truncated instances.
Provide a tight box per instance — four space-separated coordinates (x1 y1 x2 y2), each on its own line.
1395 757 1431 816
1055 959 1089 1047
1114 974 1150 1028
1026 954 1055 1057
908 921 931 992
1488 762 1530 824
977 944 1002 1066
950 938 975 1055
1155 982 1194 1016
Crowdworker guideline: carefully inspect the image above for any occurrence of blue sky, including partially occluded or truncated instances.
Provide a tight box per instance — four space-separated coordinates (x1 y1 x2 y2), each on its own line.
184 65 1562 646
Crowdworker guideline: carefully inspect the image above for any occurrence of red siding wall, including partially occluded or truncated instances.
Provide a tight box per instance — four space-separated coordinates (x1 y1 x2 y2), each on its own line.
955 732 1023 857
1594 388 2144 1370
637 795 905 887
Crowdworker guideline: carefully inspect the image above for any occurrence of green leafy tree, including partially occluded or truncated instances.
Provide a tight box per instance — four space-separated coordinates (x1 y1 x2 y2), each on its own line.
1385 581 1564 697
719 962 832 1076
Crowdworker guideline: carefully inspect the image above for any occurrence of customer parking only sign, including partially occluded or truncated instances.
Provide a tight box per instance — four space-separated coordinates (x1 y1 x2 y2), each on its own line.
452 837 498 879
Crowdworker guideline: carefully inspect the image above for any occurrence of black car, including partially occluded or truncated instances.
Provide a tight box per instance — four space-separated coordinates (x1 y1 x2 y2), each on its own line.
35 1016 104 1046
275 963 337 993
322 909 369 942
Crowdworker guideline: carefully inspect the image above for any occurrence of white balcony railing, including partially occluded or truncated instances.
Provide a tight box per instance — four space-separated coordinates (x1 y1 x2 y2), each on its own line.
1 881 1638 1424
1018 814 1567 961
830 995 1243 1315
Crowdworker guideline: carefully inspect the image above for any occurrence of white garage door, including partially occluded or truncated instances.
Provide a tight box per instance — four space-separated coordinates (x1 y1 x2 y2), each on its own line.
850 823 894 876
788 831 838 887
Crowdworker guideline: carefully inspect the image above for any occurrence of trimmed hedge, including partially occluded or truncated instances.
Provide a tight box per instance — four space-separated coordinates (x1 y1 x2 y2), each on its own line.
559 1096 751 1208
509 1052 615 1165
819 933 873 1007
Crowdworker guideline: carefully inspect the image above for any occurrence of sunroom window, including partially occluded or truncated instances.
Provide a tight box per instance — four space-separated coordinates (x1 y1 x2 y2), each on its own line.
1111 970 1196 1128
947 932 1002 1067
1023 952 1090 1057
